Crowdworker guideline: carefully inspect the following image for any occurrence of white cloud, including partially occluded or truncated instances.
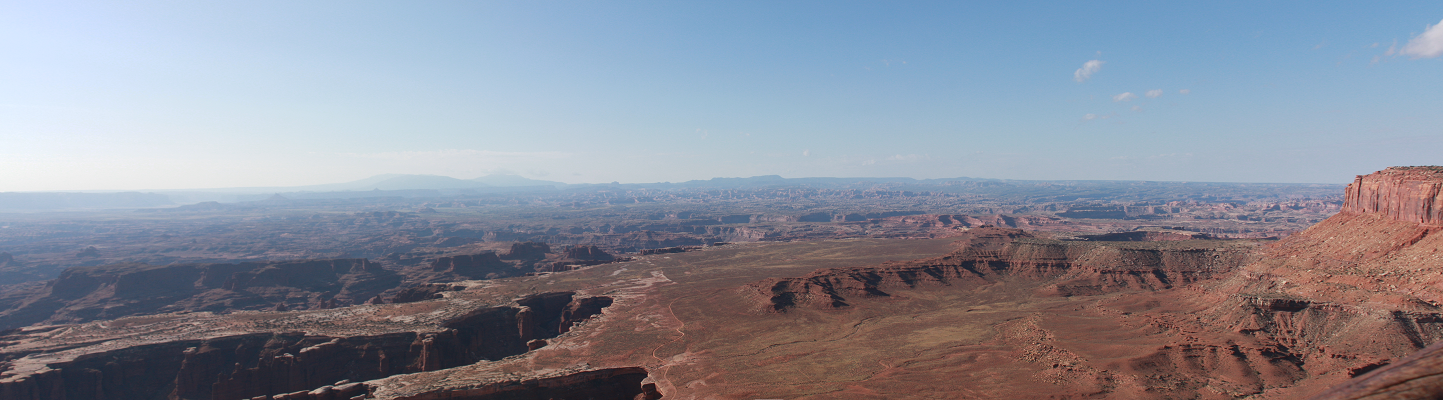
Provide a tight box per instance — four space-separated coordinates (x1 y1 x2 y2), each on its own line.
1145 89 1163 98
1113 92 1137 102
1400 18 1443 59
1131 105 1142 112
1074 60 1104 82
1178 89 1191 95
802 149 811 157
1083 113 1097 120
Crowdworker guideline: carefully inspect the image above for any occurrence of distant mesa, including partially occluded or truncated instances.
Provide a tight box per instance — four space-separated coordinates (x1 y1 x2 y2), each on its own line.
75 246 100 258
428 252 512 279
502 242 551 260
169 201 234 211
562 245 614 262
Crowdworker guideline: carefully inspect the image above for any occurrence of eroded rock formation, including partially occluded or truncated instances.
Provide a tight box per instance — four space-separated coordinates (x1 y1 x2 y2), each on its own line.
749 227 1251 312
731 167 1443 398
1342 166 1443 225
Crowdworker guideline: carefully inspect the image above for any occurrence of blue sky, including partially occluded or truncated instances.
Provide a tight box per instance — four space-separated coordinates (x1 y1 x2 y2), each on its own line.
2 1 1440 190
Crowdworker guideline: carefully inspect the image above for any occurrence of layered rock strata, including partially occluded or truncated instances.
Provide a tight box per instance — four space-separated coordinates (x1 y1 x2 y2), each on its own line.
1342 166 1443 225
749 228 1252 312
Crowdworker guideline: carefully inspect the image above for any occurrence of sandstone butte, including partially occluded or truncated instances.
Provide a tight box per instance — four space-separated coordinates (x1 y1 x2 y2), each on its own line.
3 166 1443 399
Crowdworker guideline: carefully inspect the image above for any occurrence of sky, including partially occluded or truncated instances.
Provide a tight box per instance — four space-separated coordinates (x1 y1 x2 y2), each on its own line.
2 1 1441 191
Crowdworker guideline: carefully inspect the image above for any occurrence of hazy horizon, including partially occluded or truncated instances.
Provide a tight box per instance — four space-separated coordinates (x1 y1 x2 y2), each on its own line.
0 172 1357 195
4 2 1440 191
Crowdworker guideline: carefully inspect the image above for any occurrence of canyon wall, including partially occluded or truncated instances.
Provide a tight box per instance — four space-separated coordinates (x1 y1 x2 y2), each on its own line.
1342 166 1443 225
1202 167 1443 398
0 292 613 400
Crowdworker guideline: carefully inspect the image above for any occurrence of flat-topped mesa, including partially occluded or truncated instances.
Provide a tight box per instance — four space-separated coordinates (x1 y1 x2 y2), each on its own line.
1344 166 1443 225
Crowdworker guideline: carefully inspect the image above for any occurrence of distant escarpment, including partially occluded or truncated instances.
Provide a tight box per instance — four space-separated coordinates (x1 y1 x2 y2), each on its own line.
0 292 615 400
748 227 1253 312
0 258 400 330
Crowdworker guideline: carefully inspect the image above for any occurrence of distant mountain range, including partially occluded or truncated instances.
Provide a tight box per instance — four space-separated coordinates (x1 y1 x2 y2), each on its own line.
0 174 570 211
176 173 570 193
0 173 1347 213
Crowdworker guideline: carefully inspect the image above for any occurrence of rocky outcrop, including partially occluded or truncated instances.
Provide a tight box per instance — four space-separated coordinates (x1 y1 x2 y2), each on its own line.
0 258 401 330
0 292 613 400
638 246 698 256
1342 166 1443 225
387 367 654 400
389 284 465 304
1313 340 1443 400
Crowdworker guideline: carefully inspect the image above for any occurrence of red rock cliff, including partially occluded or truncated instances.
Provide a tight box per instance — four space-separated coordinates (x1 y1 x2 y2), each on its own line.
1343 166 1443 225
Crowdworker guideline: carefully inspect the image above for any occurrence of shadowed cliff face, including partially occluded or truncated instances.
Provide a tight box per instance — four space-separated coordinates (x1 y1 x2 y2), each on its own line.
0 259 401 330
0 292 615 400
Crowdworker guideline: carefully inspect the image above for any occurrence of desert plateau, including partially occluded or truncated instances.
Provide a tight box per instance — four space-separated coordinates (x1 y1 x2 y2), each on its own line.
6 2 1440 398
0 168 1441 399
